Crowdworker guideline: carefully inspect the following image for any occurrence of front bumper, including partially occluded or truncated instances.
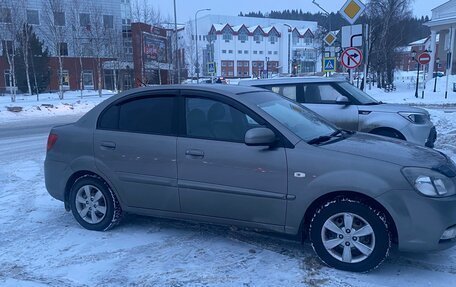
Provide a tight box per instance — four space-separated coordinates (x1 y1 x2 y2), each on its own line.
400 121 437 147
425 126 437 148
376 189 456 252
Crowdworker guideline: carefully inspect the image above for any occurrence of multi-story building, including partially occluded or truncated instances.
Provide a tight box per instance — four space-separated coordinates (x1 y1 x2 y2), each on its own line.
184 15 321 79
0 0 133 92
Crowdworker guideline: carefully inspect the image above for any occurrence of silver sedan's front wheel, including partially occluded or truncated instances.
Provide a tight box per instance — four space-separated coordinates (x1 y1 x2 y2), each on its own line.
69 175 122 231
310 199 391 272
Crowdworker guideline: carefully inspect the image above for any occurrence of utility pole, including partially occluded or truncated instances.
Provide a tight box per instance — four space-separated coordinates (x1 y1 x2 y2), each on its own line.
173 0 180 83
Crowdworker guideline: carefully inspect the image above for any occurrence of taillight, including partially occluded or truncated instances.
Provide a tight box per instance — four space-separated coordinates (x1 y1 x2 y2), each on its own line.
47 133 58 152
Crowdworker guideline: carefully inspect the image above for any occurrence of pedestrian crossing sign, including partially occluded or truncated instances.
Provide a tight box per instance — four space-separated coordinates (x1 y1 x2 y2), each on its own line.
323 57 336 73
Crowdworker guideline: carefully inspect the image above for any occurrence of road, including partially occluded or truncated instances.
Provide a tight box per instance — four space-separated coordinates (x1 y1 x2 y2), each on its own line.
0 114 83 162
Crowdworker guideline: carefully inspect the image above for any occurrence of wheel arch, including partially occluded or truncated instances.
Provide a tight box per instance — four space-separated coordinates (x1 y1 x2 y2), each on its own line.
300 190 398 245
64 170 117 211
368 127 406 140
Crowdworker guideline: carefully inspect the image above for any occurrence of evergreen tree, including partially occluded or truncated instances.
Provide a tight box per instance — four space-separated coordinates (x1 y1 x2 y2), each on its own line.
15 25 50 94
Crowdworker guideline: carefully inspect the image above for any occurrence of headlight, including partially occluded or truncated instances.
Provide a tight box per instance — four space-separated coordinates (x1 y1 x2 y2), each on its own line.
398 112 429 124
402 167 456 197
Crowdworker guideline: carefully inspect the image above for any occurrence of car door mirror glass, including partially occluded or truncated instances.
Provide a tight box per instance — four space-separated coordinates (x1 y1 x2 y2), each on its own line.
245 127 276 146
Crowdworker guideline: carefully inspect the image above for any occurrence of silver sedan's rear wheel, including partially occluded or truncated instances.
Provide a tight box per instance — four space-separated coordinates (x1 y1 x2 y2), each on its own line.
69 175 122 231
75 185 107 224
310 199 391 272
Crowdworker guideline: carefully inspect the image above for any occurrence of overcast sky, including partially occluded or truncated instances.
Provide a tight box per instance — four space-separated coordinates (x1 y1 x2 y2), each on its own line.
155 0 448 23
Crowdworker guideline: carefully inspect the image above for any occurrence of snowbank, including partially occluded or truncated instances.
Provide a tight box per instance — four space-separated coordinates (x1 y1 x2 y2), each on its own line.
0 90 115 123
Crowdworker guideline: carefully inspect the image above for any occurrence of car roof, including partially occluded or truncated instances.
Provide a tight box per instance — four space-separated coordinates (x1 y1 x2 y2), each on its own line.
238 76 346 86
118 84 263 99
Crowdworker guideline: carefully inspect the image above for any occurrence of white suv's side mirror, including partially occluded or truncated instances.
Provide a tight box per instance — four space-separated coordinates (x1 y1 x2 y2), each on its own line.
336 95 350 105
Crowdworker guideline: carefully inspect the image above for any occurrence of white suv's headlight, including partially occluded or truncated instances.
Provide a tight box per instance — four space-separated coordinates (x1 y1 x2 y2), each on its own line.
402 167 456 197
398 112 429 124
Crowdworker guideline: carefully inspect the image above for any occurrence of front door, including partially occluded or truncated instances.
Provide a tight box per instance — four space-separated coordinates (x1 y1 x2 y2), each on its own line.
302 83 359 131
94 91 179 211
177 93 288 226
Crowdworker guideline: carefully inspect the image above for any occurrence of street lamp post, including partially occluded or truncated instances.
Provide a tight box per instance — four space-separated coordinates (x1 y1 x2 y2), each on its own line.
265 57 270 78
173 0 179 84
283 24 292 75
411 50 420 98
195 8 211 84
433 57 440 93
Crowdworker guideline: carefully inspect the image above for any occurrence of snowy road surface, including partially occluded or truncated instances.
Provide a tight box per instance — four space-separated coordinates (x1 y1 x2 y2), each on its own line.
1 112 456 287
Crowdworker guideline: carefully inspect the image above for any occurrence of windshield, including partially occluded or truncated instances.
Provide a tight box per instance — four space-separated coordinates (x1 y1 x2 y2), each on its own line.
257 97 337 142
338 82 379 105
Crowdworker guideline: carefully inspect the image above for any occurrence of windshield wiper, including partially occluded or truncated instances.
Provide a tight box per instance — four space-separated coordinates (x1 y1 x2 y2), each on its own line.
307 135 333 145
308 129 353 145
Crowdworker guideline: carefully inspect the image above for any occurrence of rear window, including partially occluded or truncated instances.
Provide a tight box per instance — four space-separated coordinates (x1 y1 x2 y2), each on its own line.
98 96 176 135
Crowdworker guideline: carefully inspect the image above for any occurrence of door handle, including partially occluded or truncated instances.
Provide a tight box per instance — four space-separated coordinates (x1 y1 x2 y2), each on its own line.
185 149 204 157
100 141 116 150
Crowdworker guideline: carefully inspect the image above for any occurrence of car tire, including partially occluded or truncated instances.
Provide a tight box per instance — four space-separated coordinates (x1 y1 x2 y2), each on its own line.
69 175 122 231
309 198 391 272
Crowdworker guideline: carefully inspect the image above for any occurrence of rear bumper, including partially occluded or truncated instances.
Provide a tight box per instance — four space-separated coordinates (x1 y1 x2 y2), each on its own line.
376 189 456 252
44 158 71 202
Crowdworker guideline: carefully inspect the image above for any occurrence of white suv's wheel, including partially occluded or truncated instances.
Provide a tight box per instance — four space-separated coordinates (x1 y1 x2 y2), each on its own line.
310 199 391 272
69 175 122 231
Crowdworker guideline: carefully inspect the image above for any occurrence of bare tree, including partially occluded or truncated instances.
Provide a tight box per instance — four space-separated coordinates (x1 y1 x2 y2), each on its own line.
130 0 163 25
106 24 126 92
68 0 86 97
0 0 26 102
367 0 413 87
41 0 67 99
18 23 32 96
183 19 196 80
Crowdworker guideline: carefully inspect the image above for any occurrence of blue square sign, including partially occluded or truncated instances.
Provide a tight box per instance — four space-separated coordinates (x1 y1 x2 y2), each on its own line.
323 57 336 73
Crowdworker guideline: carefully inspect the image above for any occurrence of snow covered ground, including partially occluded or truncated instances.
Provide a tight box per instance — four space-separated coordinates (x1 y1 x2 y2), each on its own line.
1 86 456 286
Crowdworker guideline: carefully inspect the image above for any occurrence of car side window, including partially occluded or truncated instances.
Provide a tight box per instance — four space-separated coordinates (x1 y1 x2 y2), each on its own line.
303 84 347 104
98 96 176 135
270 85 297 101
186 97 260 142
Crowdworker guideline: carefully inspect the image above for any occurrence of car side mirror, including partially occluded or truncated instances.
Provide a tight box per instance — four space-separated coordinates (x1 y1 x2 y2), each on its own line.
336 95 350 105
245 127 276 146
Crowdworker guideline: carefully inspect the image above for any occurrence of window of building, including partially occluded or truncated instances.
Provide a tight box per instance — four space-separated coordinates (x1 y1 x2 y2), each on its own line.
83 70 94 88
59 70 70 87
54 12 65 26
222 50 227 54
4 69 13 87
238 50 242 54
292 31 299 45
244 50 248 54
259 51 264 54
80 13 90 28
0 8 11 23
304 36 313 45
269 35 278 44
268 51 272 55
253 51 258 54
223 30 233 42
27 10 40 25
274 51 278 55
103 15 114 29
98 96 177 135
238 30 248 42
207 32 216 42
59 42 68 56
228 50 233 54
253 30 263 43
199 35 202 41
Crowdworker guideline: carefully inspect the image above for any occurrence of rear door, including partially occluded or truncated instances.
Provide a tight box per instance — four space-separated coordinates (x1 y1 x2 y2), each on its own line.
94 90 180 211
176 91 288 226
302 83 359 130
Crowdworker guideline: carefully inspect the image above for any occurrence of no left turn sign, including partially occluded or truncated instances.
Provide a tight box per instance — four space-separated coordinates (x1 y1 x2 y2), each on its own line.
340 47 363 69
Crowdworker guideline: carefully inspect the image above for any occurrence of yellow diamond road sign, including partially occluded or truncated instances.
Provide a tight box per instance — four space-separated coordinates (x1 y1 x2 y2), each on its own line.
339 0 366 25
324 33 336 46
